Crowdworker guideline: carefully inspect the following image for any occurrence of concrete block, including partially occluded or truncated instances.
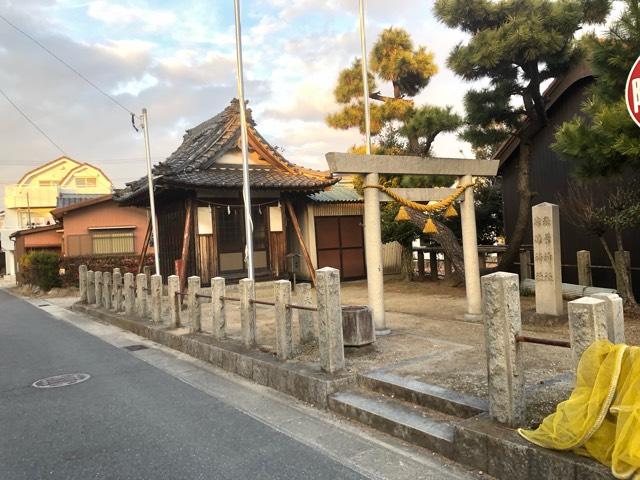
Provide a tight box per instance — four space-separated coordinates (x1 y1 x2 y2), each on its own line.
187 276 201 333
167 275 180 328
136 273 147 318
235 355 254 379
591 292 625 344
317 267 344 374
123 273 135 316
568 297 608 367
481 271 525 427
151 274 162 323
113 271 122 312
577 250 592 287
211 277 226 339
102 271 112 310
239 278 256 348
342 305 375 346
296 283 315 344
274 280 293 361
486 435 530 480
452 424 488 471
94 271 103 308
79 265 88 303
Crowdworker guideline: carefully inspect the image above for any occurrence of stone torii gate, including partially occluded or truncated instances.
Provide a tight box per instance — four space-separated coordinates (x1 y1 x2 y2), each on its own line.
326 152 500 330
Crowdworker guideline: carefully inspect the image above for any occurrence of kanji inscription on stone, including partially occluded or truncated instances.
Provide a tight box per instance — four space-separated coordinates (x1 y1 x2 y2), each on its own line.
532 203 563 316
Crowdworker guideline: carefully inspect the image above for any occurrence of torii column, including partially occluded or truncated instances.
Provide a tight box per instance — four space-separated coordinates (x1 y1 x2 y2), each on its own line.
326 153 499 323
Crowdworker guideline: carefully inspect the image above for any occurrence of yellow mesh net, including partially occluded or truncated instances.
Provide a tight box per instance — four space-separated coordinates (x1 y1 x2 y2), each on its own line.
518 340 640 479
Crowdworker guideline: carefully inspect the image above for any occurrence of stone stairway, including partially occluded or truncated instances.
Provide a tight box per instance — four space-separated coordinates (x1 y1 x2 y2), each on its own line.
328 370 488 459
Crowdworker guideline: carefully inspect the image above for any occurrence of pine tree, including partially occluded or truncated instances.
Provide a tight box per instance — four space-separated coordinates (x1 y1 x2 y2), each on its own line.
434 0 609 268
553 0 640 306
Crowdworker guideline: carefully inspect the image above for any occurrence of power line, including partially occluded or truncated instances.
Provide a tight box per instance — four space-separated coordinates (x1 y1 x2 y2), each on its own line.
0 87 66 155
0 13 135 116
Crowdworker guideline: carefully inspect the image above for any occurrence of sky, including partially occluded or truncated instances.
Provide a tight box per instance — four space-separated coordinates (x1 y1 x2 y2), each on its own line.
0 0 622 205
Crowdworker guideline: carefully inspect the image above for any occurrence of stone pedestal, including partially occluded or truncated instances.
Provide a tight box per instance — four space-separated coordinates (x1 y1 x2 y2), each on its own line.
590 293 625 344
296 283 315 344
577 250 592 287
532 203 563 316
568 297 608 367
79 265 88 303
342 306 375 346
167 275 180 328
274 280 293 361
187 276 201 333
317 267 344 374
211 277 226 339
481 272 525 427
240 278 256 348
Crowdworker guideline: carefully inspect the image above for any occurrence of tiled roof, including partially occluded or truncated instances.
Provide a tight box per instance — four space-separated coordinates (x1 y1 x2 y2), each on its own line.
115 99 337 203
56 193 107 208
307 185 362 203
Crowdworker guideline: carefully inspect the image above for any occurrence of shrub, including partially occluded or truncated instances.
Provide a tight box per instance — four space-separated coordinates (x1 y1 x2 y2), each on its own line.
19 252 62 291
59 255 155 287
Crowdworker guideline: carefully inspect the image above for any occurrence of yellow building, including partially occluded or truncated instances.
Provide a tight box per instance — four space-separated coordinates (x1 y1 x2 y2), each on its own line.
1 156 112 277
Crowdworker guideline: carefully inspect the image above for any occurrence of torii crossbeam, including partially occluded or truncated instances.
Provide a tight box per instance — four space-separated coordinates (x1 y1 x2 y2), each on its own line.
327 152 500 325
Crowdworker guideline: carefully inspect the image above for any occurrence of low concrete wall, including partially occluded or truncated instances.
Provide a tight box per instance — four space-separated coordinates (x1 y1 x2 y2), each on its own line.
72 303 356 409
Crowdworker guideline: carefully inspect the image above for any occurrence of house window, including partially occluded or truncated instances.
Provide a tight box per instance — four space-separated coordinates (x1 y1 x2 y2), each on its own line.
91 230 135 255
76 177 97 188
39 180 58 186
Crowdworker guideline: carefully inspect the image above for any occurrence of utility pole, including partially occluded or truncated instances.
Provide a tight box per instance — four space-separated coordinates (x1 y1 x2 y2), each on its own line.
233 0 255 280
358 0 388 334
141 108 161 275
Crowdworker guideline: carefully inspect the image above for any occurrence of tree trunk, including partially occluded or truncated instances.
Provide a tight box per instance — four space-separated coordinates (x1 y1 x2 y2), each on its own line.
406 209 465 285
399 243 414 281
497 138 533 270
599 236 638 309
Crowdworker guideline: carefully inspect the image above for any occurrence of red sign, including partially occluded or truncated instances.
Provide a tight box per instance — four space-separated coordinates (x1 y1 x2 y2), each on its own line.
626 55 640 128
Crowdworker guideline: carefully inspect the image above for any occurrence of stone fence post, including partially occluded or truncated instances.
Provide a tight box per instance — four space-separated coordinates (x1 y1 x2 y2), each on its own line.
188 276 201 333
143 266 152 289
123 273 134 316
87 270 95 304
79 265 88 303
577 250 592 287
297 283 315 344
151 274 162 324
481 271 525 427
590 293 625 344
113 267 121 276
136 274 147 317
317 267 344 374
212 277 226 339
568 297 608 368
102 272 112 310
519 250 531 281
167 275 180 328
113 271 122 312
95 271 103 308
274 280 293 361
240 278 256 348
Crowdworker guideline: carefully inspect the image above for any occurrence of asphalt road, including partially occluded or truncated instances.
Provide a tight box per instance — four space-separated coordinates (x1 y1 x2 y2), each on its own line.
0 290 366 480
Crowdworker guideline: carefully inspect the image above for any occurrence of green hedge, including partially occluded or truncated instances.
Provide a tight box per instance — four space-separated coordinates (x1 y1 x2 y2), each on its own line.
60 255 155 287
19 252 62 291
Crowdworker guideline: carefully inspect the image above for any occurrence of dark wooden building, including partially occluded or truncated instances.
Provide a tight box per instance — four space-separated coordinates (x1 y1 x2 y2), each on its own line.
496 64 640 295
115 100 337 283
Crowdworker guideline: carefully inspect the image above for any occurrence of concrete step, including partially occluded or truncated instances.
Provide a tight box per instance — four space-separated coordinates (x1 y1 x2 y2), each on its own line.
360 371 487 419
328 389 456 457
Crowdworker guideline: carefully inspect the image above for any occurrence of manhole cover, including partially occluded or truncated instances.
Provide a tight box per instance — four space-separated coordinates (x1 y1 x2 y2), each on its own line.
32 373 91 389
123 344 148 351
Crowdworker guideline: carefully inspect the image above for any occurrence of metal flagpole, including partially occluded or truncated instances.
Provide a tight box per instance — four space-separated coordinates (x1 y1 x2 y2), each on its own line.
358 0 388 333
141 108 161 275
233 0 255 280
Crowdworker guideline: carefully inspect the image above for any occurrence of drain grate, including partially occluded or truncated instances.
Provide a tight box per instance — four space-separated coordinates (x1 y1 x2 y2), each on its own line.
123 344 149 351
32 373 91 389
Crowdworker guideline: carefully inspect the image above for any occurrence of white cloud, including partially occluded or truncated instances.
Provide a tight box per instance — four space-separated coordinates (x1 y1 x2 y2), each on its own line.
87 1 176 31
